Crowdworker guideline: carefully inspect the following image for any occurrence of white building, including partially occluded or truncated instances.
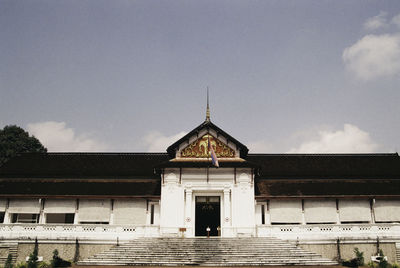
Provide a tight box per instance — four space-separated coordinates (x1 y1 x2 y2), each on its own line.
1 112 400 263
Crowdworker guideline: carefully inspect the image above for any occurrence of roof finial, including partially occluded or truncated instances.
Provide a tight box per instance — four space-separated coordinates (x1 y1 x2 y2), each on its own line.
206 87 210 122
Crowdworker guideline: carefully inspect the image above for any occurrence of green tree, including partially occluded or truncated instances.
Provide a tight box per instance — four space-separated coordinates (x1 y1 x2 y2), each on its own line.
27 241 38 268
0 125 46 166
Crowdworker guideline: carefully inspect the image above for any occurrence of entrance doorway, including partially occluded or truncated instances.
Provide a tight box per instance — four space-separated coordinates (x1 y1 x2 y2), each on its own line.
195 196 220 236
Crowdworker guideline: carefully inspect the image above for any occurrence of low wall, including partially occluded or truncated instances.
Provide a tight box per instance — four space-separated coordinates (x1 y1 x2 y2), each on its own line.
300 242 397 264
15 242 113 264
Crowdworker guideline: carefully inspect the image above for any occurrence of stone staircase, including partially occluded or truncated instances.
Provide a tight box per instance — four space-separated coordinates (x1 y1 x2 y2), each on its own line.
77 237 338 266
0 243 18 265
396 243 400 263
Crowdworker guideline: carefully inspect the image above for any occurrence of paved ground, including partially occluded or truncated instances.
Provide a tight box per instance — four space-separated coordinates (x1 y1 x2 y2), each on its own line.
72 265 345 268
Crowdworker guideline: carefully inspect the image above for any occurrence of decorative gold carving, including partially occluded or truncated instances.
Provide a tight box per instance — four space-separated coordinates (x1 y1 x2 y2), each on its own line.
181 134 235 158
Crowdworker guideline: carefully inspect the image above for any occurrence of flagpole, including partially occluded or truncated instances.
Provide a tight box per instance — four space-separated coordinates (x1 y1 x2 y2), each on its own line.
207 129 209 183
206 87 210 183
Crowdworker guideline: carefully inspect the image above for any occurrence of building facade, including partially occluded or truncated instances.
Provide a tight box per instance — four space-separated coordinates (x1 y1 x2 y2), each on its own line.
1 117 400 263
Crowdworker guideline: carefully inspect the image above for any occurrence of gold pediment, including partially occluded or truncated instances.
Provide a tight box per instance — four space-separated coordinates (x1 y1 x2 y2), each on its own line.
180 134 235 158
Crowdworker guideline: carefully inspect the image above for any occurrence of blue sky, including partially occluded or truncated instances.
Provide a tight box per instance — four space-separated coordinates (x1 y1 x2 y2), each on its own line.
1 0 400 153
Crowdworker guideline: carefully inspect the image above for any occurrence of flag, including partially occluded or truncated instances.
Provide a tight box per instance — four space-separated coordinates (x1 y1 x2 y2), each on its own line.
208 136 219 168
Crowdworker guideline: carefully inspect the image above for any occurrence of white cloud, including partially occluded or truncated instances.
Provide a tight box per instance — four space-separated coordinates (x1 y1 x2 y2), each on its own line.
343 33 400 80
247 140 275 153
391 13 400 28
364 11 388 30
288 124 378 153
27 121 108 152
142 131 187 152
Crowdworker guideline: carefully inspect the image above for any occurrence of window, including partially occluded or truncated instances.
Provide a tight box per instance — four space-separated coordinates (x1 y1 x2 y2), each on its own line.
261 205 265 225
46 213 74 224
11 213 40 223
78 199 111 224
80 222 109 224
150 204 155 225
0 212 4 223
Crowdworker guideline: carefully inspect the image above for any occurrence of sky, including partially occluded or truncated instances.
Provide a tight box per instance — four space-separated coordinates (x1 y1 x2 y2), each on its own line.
1 0 400 154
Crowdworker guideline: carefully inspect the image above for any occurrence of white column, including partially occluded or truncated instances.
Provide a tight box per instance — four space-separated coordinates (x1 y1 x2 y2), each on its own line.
265 201 271 225
39 199 45 224
74 199 79 224
110 200 114 225
370 198 376 224
3 199 11 224
185 189 192 227
336 199 340 224
223 188 231 227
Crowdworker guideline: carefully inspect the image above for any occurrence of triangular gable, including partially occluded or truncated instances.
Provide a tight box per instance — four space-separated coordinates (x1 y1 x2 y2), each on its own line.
180 134 235 158
166 120 248 159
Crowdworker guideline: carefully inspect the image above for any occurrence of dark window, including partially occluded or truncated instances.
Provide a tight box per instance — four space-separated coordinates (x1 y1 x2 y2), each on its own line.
150 204 155 225
11 214 40 223
0 212 5 223
46 213 75 224
261 205 265 225
80 222 109 224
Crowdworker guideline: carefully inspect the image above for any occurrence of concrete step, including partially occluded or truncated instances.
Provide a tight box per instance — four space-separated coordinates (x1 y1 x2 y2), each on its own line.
77 237 338 266
0 243 18 265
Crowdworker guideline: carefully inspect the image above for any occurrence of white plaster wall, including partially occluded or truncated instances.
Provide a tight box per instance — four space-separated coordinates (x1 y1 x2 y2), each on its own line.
182 168 235 181
231 172 255 233
159 167 255 237
153 203 160 225
255 203 263 225
113 199 147 225
160 171 185 233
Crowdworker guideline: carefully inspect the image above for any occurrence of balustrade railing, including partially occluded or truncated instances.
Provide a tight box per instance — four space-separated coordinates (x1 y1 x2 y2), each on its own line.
256 223 400 241
1 223 399 241
0 224 160 241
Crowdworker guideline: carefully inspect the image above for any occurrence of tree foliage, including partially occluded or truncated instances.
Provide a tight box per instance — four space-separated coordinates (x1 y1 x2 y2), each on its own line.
0 125 46 166
27 240 39 268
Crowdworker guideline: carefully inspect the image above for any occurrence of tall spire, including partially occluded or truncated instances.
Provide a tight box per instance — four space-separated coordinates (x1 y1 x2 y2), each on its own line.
206 87 210 122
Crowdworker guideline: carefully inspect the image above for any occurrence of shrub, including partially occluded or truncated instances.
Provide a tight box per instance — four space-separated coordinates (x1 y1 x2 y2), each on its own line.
15 263 27 268
26 247 38 268
368 261 377 268
378 249 388 268
354 247 365 266
391 263 400 268
50 250 70 268
37 262 49 268
342 247 365 267
5 254 13 268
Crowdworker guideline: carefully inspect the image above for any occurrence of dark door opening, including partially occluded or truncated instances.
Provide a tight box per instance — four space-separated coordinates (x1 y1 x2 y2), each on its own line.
195 196 220 236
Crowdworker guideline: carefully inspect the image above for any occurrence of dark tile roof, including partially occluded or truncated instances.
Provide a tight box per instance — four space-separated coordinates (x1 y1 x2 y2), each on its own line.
248 153 400 180
1 152 399 197
166 120 249 158
155 160 259 169
1 152 399 180
0 152 169 179
255 179 400 197
0 179 160 197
